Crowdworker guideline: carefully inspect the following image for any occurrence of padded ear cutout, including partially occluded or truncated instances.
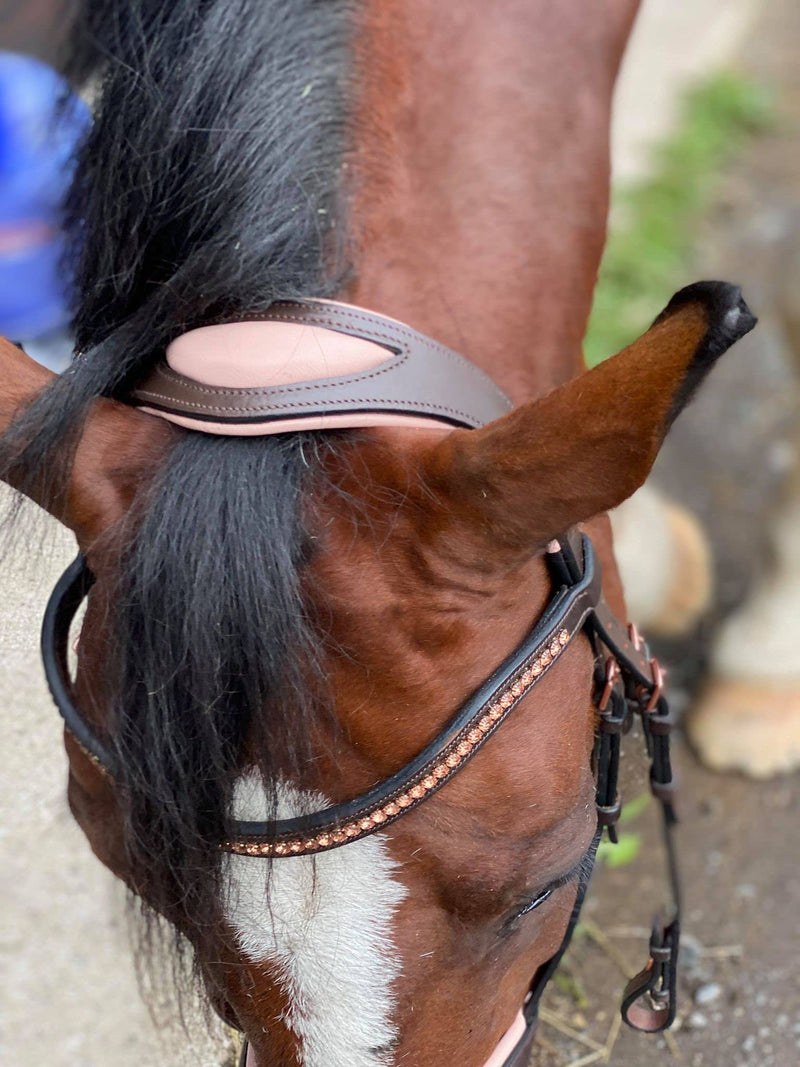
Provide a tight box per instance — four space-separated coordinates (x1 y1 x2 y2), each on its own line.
421 281 756 565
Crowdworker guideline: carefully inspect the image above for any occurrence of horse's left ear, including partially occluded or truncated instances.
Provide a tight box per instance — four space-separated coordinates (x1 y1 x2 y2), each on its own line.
0 336 175 550
422 282 756 563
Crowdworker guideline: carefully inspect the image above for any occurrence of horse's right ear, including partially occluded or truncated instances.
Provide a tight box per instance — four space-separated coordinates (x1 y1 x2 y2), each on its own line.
422 282 756 565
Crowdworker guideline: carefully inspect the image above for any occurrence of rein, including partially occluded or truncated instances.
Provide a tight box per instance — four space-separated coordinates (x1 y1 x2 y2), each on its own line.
42 300 682 1063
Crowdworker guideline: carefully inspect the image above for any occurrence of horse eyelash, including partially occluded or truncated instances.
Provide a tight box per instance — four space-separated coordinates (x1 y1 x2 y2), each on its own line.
508 847 596 924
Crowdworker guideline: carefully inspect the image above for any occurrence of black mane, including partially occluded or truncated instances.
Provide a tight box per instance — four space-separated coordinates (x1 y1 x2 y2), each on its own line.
1 0 354 1000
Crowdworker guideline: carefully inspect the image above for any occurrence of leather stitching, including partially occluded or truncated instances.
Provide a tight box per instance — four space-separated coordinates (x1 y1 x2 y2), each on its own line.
151 356 408 397
157 299 511 408
136 387 478 422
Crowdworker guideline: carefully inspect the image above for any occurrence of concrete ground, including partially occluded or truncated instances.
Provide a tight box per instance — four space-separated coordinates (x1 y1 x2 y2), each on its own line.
1 1 797 1065
0 506 231 1066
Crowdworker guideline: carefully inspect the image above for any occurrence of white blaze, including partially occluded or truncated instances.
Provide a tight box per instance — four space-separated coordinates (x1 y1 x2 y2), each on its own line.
224 777 407 1067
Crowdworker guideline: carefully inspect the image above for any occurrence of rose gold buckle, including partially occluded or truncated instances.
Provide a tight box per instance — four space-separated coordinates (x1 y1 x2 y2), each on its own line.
645 659 665 712
597 659 620 712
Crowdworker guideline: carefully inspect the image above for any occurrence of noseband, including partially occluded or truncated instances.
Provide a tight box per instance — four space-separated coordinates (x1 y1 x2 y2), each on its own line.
42 300 681 1065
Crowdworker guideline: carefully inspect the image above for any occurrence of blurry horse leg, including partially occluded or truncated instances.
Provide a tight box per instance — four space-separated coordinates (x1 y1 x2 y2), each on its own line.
689 240 800 778
689 484 800 777
610 482 713 637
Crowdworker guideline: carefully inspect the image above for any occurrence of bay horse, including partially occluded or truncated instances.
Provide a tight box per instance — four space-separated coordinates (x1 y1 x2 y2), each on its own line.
0 1 756 1064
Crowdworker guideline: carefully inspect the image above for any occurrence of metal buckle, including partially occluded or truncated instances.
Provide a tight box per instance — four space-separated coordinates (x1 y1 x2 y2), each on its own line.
597 658 620 712
635 657 665 712
645 658 665 712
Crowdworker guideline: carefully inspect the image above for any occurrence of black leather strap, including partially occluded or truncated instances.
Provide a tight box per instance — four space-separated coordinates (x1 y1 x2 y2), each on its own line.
546 534 681 1035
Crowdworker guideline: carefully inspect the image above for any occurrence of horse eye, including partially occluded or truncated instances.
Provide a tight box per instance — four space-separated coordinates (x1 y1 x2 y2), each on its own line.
507 886 554 925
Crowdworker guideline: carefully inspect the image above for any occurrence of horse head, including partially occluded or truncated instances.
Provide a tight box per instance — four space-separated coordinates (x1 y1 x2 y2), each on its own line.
0 1 756 1064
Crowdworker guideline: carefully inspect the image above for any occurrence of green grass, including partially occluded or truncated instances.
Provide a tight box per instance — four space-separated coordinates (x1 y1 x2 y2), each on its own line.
583 71 773 368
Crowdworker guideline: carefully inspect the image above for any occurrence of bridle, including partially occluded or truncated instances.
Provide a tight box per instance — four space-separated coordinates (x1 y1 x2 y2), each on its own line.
41 300 681 1066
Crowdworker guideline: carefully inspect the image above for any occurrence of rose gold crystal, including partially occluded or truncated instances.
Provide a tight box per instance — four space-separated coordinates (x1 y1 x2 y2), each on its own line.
360 818 373 831
410 784 425 800
532 661 543 676
541 649 551 665
384 801 399 816
434 764 449 779
274 842 288 855
457 740 472 757
397 794 413 808
316 834 330 848
550 640 561 657
372 810 387 824
290 842 303 853
446 752 461 768
559 629 569 645
490 705 503 720
478 716 493 733
332 830 346 844
511 682 523 697
500 692 513 708
345 823 360 837
522 670 533 686
423 775 436 790
468 729 482 744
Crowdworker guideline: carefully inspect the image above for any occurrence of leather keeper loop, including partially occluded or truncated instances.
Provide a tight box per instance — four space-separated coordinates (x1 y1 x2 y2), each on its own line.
650 776 677 804
596 793 622 825
647 705 676 735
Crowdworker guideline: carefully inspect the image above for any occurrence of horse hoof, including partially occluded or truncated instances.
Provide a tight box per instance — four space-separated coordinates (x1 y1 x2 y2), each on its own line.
688 679 800 778
611 487 712 637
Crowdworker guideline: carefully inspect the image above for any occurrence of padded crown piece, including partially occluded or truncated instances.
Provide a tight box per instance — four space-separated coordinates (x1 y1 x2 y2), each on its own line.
130 298 511 435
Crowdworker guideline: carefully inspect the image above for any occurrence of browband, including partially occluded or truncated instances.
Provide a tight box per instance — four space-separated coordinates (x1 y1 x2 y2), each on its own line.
129 299 512 434
43 537 602 852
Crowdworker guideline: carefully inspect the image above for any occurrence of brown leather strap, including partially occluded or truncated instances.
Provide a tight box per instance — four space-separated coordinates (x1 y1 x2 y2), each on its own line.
130 299 512 430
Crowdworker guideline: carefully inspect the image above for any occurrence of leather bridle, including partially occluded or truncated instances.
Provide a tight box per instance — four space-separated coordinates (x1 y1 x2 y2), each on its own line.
40 300 682 1065
43 532 681 1065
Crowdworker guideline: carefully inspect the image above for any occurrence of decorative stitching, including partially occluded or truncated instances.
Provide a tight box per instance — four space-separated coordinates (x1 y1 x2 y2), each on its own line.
136 392 477 422
268 302 511 406
150 299 511 409
152 355 409 397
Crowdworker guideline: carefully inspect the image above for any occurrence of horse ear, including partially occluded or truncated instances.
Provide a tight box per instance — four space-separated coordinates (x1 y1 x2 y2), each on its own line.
423 282 756 562
0 337 175 550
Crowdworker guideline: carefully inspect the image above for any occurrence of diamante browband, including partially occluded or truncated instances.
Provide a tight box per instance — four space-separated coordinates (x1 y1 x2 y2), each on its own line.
44 538 602 854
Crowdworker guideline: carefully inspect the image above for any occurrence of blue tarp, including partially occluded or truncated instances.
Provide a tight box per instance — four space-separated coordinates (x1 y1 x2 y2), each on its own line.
0 52 89 340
